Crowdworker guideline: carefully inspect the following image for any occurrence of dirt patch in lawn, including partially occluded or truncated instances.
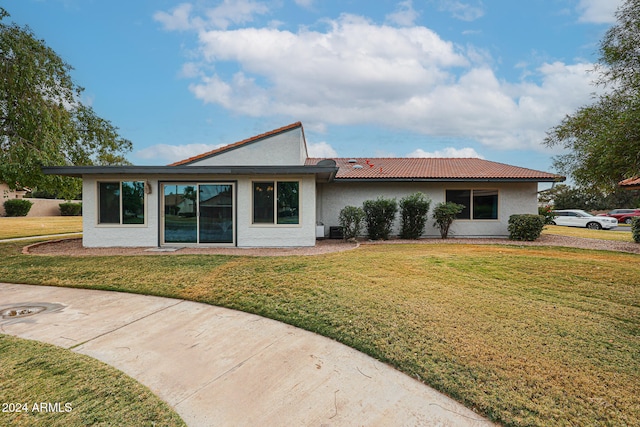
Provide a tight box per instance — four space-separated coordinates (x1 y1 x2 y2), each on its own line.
23 238 360 257
22 234 640 256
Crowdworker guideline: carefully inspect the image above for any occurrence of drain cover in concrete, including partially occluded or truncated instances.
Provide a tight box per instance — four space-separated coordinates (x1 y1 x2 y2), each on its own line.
0 303 65 320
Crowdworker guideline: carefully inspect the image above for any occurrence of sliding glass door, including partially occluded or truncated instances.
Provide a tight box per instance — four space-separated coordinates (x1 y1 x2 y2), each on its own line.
162 183 234 245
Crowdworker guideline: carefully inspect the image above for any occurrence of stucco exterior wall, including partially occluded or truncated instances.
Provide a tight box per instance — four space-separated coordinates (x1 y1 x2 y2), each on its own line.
82 176 159 247
82 174 317 248
235 175 316 247
317 181 539 238
188 128 307 166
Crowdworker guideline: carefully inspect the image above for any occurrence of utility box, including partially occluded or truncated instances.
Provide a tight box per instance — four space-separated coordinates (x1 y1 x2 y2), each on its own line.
329 226 343 239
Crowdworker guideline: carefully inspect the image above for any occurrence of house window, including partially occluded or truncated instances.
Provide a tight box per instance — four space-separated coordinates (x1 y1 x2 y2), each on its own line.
253 181 299 225
98 181 145 225
445 189 498 220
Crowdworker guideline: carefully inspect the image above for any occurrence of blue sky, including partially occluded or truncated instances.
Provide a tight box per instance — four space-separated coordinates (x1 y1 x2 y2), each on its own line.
7 0 622 173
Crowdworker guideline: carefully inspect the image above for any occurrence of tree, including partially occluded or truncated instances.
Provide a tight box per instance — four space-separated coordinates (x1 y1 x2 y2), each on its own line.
0 8 131 199
544 0 640 192
432 202 464 239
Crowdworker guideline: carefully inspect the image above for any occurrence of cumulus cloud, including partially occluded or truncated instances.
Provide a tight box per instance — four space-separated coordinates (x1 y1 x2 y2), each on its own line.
136 143 225 164
408 147 484 158
576 0 621 24
307 141 338 157
154 0 269 31
155 4 599 153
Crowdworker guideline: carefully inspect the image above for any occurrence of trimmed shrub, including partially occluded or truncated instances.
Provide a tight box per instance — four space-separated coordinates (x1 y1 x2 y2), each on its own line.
432 202 464 239
3 199 33 217
399 192 432 239
338 205 365 240
59 202 82 216
508 214 545 241
632 217 640 243
362 197 398 240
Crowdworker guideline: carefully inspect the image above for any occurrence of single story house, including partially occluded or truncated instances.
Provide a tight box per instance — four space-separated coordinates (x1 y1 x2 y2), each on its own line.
44 122 564 247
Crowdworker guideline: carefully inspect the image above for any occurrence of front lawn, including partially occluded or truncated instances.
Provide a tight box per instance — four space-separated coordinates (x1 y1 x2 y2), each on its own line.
0 240 638 426
543 224 634 242
0 217 82 239
0 334 185 427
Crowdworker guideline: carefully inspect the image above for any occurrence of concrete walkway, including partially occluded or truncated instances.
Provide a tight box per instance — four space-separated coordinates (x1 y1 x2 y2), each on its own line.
0 283 493 426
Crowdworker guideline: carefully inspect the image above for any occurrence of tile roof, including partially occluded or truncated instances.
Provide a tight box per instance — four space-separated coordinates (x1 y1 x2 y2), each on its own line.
306 157 564 181
619 176 640 188
168 122 304 166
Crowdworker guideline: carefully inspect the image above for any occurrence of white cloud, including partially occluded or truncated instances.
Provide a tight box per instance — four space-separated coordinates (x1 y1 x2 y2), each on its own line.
307 141 338 157
154 3 194 31
438 1 485 22
158 7 599 153
136 143 225 164
577 0 621 24
386 0 419 27
408 147 484 158
154 0 270 31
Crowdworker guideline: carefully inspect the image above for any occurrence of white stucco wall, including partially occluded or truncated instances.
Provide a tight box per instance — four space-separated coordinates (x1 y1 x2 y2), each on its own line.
317 181 539 238
188 128 307 166
82 174 317 248
235 175 316 247
82 176 159 247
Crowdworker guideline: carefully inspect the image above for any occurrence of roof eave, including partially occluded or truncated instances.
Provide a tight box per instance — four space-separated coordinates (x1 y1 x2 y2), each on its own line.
42 165 338 181
332 177 565 183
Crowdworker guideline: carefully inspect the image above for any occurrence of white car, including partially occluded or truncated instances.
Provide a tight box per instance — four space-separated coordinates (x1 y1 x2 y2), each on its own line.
552 209 618 230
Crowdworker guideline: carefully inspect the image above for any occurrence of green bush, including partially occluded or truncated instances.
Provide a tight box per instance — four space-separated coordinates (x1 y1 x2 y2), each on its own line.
538 205 555 225
59 202 82 216
399 192 431 239
432 202 464 239
508 214 545 241
362 197 398 240
632 217 640 243
3 199 33 217
338 205 365 240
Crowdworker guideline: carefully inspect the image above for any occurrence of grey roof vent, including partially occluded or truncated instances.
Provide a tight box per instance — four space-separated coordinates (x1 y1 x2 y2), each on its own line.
353 164 364 169
348 159 357 163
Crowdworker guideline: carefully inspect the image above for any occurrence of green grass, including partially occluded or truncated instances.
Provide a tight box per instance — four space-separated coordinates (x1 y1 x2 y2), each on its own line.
0 334 185 427
0 217 82 239
543 224 634 242
0 239 638 426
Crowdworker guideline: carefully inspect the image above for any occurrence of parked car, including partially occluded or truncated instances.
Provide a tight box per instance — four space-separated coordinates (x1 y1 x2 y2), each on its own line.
597 208 640 224
552 209 618 230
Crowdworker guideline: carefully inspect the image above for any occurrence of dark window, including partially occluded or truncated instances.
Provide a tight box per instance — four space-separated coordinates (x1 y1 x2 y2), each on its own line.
446 190 471 219
122 181 145 224
253 181 300 225
253 182 274 223
99 182 120 224
277 182 299 224
473 190 498 220
445 189 498 220
99 181 145 225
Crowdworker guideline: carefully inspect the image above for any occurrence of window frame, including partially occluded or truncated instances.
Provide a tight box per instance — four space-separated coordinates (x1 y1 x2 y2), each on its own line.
97 180 147 227
445 188 499 221
251 180 301 227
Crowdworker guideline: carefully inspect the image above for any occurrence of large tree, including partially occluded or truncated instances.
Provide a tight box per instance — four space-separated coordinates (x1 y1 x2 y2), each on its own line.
0 8 131 199
544 0 640 191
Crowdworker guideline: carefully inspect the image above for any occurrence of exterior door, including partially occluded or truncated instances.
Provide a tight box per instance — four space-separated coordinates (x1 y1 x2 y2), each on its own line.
162 183 234 245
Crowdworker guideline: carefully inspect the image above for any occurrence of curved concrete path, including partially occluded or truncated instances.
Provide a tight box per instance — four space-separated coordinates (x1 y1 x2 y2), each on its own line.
0 283 493 426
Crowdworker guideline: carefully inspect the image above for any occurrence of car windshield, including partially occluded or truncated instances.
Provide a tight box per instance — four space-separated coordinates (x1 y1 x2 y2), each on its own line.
577 211 593 217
